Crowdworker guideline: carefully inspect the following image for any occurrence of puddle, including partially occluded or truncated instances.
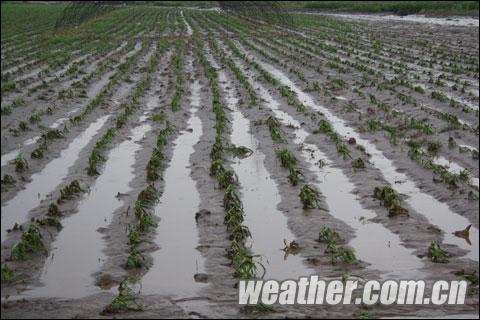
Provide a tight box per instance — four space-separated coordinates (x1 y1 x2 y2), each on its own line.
229 54 424 279
459 144 478 152
251 55 478 261
1 108 80 167
20 123 152 299
141 79 206 297
209 53 313 280
384 314 479 319
314 12 480 27
0 115 110 242
1 42 143 168
174 299 215 319
431 154 479 188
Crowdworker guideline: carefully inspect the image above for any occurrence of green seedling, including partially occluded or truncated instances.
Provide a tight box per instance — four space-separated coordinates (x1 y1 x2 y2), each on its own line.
318 227 340 243
374 186 408 216
14 154 28 172
326 243 357 264
472 149 479 160
47 203 62 217
431 91 448 102
299 185 321 209
319 226 341 244
1 263 15 283
427 141 442 154
11 224 45 260
1 174 16 192
337 143 352 160
315 119 333 134
125 249 147 269
137 184 158 207
355 311 374 319
150 111 165 122
459 169 471 184
18 121 30 131
127 225 141 247
455 270 478 286
468 191 479 201
240 303 275 315
57 180 85 204
352 158 365 169
146 148 164 182
277 148 297 168
229 145 253 159
87 128 116 176
103 277 143 314
29 114 41 124
266 116 285 142
41 129 64 141
428 241 449 263
218 169 238 188
37 217 62 231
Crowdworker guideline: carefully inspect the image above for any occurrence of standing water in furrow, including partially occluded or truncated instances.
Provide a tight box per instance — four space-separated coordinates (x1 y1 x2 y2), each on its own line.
252 54 479 262
0 115 110 242
1 107 80 168
141 74 206 297
229 54 425 279
209 53 313 280
20 123 152 299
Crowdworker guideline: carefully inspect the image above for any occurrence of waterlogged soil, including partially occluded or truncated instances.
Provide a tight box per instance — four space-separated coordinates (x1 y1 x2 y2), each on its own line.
1 11 479 320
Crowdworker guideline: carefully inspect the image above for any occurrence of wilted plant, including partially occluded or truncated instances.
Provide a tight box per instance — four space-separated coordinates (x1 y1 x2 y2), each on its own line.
229 144 253 159
428 241 448 263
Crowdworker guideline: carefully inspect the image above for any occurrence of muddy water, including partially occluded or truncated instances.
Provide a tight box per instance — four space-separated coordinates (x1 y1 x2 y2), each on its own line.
431 154 479 188
209 54 313 279
255 58 479 261
1 108 80 167
0 42 144 167
141 79 206 297
314 13 480 27
234 57 425 278
0 115 110 242
21 123 152 299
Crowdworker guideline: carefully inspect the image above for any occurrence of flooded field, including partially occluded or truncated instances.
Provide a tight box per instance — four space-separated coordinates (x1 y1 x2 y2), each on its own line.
1 2 478 319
